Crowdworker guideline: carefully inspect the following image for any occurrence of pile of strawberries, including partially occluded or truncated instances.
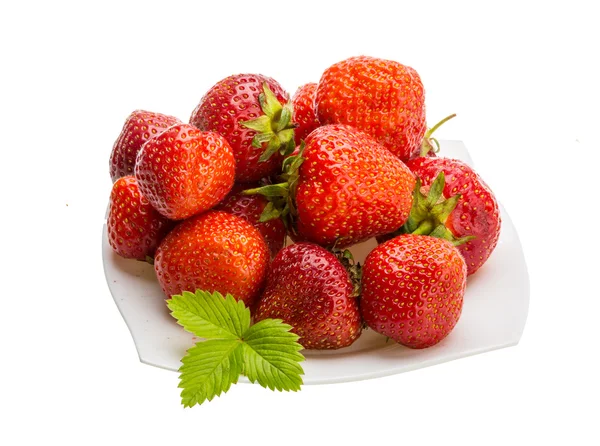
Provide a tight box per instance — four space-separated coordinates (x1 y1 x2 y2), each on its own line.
107 56 501 350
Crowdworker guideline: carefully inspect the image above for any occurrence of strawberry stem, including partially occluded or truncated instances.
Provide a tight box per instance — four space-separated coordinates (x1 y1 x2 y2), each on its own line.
421 113 456 156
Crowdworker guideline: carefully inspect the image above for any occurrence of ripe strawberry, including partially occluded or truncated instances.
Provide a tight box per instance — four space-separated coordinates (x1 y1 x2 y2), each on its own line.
135 123 235 220
292 82 320 145
293 124 415 248
315 56 426 162
361 234 467 349
189 74 296 182
254 242 362 349
109 110 181 182
215 183 286 258
154 211 269 307
107 176 174 260
404 157 501 275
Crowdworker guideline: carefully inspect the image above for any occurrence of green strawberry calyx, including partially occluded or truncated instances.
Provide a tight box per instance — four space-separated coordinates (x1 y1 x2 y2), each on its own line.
240 83 298 162
398 171 474 246
334 249 362 299
242 141 306 233
420 113 456 156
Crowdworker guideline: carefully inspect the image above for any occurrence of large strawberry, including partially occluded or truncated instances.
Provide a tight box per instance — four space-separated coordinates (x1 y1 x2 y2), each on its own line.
254 242 362 349
402 157 501 276
107 176 174 260
315 56 426 162
246 124 415 248
215 183 286 258
292 82 320 145
154 211 269 307
135 123 235 220
189 74 296 182
109 110 181 182
361 234 467 349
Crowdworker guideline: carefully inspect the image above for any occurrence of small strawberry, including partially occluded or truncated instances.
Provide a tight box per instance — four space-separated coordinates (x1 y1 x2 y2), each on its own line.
154 211 269 307
109 110 181 182
361 234 467 349
134 123 235 220
292 82 320 145
246 124 415 248
189 74 296 182
215 183 286 258
315 56 426 162
254 242 362 349
403 157 501 276
107 176 174 260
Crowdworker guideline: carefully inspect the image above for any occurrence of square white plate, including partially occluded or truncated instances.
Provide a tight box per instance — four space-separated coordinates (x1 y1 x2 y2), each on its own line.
102 140 529 384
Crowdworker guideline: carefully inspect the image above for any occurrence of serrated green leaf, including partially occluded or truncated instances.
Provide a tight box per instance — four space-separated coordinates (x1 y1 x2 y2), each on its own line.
167 290 250 340
179 339 243 408
242 319 305 392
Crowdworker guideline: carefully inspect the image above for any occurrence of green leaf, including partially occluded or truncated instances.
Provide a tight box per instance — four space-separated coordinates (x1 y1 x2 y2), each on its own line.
167 290 250 340
425 172 445 206
178 339 243 408
241 115 272 133
276 106 292 132
260 83 283 118
259 135 282 162
242 183 290 198
259 202 282 222
251 132 273 148
242 319 305 392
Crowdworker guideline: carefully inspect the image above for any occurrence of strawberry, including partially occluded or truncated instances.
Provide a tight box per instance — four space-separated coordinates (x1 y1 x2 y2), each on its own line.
107 176 174 260
254 242 362 349
154 211 269 307
403 157 501 276
134 123 235 220
215 183 286 258
361 234 467 349
292 82 320 145
315 56 426 162
189 74 296 182
109 110 181 182
246 124 415 248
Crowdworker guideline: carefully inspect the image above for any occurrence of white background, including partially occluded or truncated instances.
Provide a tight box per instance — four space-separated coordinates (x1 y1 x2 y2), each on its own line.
1 1 599 444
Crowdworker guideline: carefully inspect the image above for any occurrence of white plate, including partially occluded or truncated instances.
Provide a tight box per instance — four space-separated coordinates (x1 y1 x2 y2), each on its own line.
103 140 529 384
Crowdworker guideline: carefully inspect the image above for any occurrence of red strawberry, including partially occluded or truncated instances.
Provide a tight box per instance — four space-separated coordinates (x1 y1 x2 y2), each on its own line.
294 124 415 248
189 74 296 182
292 82 320 145
255 242 362 349
315 56 426 162
107 176 174 260
404 157 501 275
245 124 415 248
215 183 286 258
134 123 235 220
361 234 467 349
109 110 181 182
154 211 269 307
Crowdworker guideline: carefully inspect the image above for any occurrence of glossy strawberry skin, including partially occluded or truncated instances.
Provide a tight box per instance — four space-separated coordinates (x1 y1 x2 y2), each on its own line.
154 211 269 307
405 157 501 275
295 124 415 248
189 74 289 182
315 56 426 162
292 83 320 145
255 243 361 350
361 234 467 349
107 176 174 260
134 123 235 220
109 110 181 182
215 183 286 258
